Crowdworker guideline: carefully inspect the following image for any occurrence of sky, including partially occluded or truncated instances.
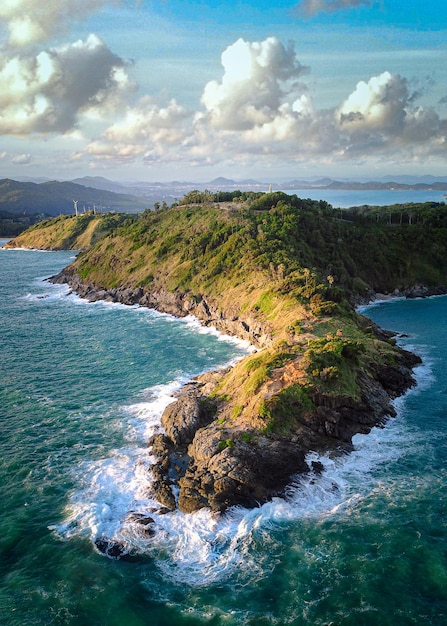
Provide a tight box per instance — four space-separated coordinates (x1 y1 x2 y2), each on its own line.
0 0 446 182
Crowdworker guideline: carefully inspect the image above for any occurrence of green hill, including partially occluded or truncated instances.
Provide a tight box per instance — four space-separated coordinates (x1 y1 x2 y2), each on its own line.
3 212 136 250
45 191 441 512
0 178 149 216
68 191 447 298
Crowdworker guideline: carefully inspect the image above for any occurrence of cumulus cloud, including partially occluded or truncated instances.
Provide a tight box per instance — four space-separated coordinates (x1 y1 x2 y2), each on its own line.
0 0 119 46
200 37 308 131
298 0 373 17
86 96 191 163
338 71 408 133
76 36 447 172
335 71 447 156
0 34 131 135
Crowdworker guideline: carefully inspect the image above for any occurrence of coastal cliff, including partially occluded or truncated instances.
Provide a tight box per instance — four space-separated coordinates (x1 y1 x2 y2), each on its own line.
49 191 427 513
51 267 420 513
12 190 445 513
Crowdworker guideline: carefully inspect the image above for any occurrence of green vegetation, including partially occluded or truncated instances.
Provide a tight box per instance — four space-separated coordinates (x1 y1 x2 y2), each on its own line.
0 178 149 216
0 210 48 237
4 212 135 250
8 191 446 437
218 439 235 451
259 385 315 435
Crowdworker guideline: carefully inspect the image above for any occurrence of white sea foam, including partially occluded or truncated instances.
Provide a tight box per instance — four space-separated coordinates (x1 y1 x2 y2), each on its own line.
51 354 432 587
42 281 255 353
50 279 434 586
21 282 71 303
180 314 255 351
356 296 405 314
52 380 180 542
1 246 50 252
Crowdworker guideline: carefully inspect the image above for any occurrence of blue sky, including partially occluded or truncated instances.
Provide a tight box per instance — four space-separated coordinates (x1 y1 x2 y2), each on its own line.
0 0 446 182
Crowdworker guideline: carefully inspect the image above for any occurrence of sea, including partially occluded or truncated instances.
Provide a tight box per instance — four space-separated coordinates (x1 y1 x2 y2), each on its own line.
1 240 447 626
284 188 447 208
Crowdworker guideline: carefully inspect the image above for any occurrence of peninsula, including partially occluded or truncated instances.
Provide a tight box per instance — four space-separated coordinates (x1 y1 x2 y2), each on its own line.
9 191 447 514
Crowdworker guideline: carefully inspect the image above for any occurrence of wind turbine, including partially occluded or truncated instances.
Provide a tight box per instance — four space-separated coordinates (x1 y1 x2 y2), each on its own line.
73 200 78 217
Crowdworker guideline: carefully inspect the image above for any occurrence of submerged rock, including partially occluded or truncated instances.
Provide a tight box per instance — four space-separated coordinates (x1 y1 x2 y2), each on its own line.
94 537 140 562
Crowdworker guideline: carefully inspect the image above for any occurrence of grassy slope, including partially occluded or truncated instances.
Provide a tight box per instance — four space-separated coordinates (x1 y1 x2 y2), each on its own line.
8 195 444 439
68 198 426 435
3 213 135 250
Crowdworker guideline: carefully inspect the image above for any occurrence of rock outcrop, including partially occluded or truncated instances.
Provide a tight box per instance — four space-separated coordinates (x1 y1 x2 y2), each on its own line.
50 267 422 514
147 343 419 514
51 268 273 349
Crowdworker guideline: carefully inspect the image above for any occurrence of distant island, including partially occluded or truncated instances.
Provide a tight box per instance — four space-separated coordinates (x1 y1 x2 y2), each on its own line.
5 191 447 526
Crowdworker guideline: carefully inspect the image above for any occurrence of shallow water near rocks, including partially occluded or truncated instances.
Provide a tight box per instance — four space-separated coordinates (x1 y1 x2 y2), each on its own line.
1 242 447 625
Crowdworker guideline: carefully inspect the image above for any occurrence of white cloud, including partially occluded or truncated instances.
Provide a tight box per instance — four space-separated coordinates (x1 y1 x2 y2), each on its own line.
0 34 131 135
12 153 31 164
200 37 308 131
335 71 447 157
0 0 119 46
337 71 407 132
86 96 191 163
71 37 447 173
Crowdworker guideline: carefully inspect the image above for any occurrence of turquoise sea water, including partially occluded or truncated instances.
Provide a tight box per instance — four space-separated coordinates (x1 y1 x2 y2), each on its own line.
1 242 447 625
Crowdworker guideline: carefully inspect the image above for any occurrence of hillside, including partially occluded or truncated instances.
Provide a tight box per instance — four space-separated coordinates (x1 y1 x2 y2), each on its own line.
3 212 136 250
0 210 46 238
45 191 444 514
0 178 149 216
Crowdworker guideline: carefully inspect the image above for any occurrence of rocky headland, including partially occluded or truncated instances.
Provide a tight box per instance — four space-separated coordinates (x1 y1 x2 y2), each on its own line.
51 265 421 515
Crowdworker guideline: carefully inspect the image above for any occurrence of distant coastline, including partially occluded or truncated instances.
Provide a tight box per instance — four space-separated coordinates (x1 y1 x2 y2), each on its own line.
282 188 447 209
1 176 446 217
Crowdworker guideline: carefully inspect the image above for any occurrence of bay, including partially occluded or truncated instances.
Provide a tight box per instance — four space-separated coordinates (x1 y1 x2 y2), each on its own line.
1 242 446 625
284 188 447 207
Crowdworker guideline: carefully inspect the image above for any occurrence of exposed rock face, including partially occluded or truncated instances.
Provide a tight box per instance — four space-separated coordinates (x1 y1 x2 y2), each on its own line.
150 346 419 514
51 268 273 349
148 389 310 514
51 267 422 514
161 395 216 446
178 429 309 513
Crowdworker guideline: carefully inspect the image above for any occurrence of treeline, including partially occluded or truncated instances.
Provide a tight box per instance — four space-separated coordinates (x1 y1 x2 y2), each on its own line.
106 191 447 301
178 189 266 205
241 195 447 295
346 201 447 228
0 210 48 237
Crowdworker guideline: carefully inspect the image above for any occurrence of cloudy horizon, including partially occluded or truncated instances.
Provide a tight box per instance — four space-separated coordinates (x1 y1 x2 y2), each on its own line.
0 0 446 182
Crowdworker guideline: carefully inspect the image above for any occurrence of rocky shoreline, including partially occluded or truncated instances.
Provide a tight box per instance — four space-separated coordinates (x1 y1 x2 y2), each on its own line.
50 267 422 516
51 267 273 349
350 284 447 308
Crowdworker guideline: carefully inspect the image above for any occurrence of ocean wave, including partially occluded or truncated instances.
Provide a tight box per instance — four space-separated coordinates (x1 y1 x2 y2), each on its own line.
51 359 429 588
48 275 435 587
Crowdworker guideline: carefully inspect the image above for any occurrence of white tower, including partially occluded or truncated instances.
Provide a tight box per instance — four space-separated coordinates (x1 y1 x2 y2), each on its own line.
73 200 78 216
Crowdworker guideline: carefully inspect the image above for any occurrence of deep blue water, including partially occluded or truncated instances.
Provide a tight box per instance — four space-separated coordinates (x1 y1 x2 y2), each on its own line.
1 242 447 625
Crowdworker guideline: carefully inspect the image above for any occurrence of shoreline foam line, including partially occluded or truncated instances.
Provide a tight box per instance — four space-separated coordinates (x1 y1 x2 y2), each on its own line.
52 339 432 587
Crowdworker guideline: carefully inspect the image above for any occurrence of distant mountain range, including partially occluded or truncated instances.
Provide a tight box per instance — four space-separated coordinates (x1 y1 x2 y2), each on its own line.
3 175 447 216
68 174 447 194
0 178 150 216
